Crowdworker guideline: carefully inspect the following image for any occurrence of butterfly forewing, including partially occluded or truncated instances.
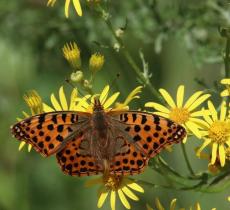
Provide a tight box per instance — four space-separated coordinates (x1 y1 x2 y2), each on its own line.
109 111 186 158
11 111 90 156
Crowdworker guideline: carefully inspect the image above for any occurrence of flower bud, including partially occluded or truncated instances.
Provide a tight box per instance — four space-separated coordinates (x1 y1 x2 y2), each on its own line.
89 53 105 73
70 71 84 82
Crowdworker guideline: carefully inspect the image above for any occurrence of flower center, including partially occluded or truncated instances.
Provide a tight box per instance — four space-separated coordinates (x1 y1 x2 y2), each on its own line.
208 121 230 144
169 107 190 124
103 175 122 191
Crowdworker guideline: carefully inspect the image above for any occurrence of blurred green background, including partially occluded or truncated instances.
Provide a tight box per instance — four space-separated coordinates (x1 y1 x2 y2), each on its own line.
0 0 230 209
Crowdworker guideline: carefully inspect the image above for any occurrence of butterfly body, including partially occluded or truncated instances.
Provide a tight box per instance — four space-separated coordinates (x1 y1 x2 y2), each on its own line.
11 99 186 176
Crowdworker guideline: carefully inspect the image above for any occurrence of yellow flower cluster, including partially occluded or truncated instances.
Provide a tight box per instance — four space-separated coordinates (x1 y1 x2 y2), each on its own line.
145 81 230 168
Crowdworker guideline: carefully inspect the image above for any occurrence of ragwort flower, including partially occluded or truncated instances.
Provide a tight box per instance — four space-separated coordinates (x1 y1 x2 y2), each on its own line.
85 174 144 210
146 198 216 210
63 42 81 69
42 86 90 112
197 101 230 167
81 85 143 113
89 53 105 73
145 85 210 141
47 0 82 17
220 78 230 97
17 90 43 151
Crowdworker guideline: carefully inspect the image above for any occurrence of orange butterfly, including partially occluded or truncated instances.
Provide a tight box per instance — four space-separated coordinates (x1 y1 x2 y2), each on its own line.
11 98 186 176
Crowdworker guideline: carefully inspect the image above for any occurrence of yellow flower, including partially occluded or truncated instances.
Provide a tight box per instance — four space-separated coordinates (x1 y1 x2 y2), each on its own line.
196 101 230 167
47 0 82 18
89 53 105 73
83 85 142 113
220 78 230 97
17 90 43 152
146 198 216 210
145 85 210 141
85 174 144 210
115 86 143 110
63 42 81 69
43 86 90 112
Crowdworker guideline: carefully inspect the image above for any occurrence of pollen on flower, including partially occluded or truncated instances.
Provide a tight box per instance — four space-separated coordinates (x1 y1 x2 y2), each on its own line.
169 107 190 124
208 121 230 144
63 42 81 69
103 174 122 191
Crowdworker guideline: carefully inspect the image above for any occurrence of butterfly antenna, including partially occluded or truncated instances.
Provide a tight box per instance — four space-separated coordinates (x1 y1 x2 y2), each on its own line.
100 73 120 106
65 79 94 108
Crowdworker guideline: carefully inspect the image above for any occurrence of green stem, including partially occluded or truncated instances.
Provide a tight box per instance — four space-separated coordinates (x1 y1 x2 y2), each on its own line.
224 37 230 78
103 15 165 104
181 143 195 176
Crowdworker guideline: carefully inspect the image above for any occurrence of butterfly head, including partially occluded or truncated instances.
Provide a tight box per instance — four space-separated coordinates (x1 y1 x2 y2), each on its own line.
93 98 104 112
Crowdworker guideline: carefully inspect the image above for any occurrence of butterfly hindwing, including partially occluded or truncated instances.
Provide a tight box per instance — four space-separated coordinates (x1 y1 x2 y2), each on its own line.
11 111 90 156
109 111 186 158
109 138 148 175
56 134 103 176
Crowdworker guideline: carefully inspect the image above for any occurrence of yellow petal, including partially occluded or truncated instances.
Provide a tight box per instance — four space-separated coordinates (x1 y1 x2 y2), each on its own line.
19 141 26 151
42 103 55 112
145 102 170 113
208 101 218 121
103 92 120 109
189 117 210 128
97 187 109 208
75 95 91 111
176 85 184 108
220 101 227 121
125 182 144 193
118 189 130 209
155 198 165 210
220 78 230 84
159 88 176 108
73 0 82 16
65 0 71 18
110 190 116 210
185 121 202 138
59 86 68 110
195 202 201 210
220 89 230 97
152 111 169 118
196 139 211 157
69 88 78 110
228 196 230 202
146 204 154 210
28 144 32 152
22 111 30 118
187 94 210 112
122 186 139 201
203 113 213 125
51 93 62 111
122 86 142 106
182 134 188 143
190 109 211 117
211 143 218 164
47 0 56 6
183 91 203 108
170 198 177 210
219 144 226 167
100 85 110 104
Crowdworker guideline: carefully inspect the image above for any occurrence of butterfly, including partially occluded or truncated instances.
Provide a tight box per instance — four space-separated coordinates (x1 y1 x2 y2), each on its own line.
11 98 186 176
